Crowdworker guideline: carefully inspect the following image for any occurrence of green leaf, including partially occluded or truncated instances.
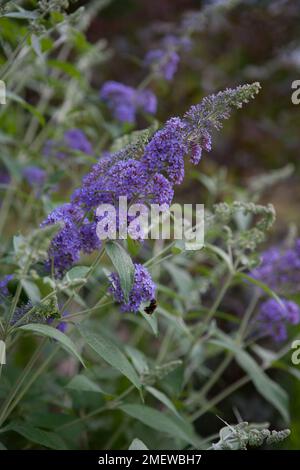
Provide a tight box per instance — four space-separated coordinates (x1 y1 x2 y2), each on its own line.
120 404 199 447
105 241 135 302
64 266 90 283
125 345 149 375
79 325 141 389
0 441 6 450
146 386 181 418
7 423 67 449
129 438 148 450
66 375 104 394
160 363 185 398
171 240 185 255
21 280 41 304
13 234 25 254
3 11 39 20
21 412 74 431
210 331 289 422
50 11 65 24
139 308 158 337
19 324 85 366
126 235 141 257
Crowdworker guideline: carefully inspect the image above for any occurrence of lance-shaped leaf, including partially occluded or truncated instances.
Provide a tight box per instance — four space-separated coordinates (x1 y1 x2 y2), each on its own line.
19 324 85 366
79 325 141 390
105 241 135 302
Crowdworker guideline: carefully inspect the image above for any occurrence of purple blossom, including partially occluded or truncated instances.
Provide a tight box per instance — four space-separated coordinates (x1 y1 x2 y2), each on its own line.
184 84 260 132
135 89 157 114
146 173 174 206
142 117 188 184
43 129 93 160
64 129 93 155
108 263 156 312
72 158 147 210
43 203 84 226
140 83 255 184
42 203 102 276
43 139 66 160
258 298 300 342
23 166 46 187
80 222 101 253
47 312 68 333
145 49 180 81
72 156 173 211
100 81 157 123
162 34 192 52
11 302 33 326
43 83 260 278
107 159 149 199
42 203 85 276
250 240 300 293
0 274 13 299
56 321 68 333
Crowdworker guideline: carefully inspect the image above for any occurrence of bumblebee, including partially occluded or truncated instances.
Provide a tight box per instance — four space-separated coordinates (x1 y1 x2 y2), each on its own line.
144 298 157 315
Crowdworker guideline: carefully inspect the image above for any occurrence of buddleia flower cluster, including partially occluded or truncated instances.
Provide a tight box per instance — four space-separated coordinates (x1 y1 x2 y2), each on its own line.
142 0 233 83
257 298 300 342
143 32 193 82
0 275 13 299
43 82 260 311
44 129 93 160
100 81 157 124
251 239 300 292
250 239 300 341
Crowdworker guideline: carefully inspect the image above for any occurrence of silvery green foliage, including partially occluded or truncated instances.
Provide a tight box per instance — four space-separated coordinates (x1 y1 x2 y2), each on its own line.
210 422 290 450
13 224 62 269
248 164 294 194
205 201 276 269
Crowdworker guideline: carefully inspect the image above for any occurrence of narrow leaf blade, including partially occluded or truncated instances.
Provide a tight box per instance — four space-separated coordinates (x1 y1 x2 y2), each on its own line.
79 325 141 389
19 324 85 366
105 241 135 302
